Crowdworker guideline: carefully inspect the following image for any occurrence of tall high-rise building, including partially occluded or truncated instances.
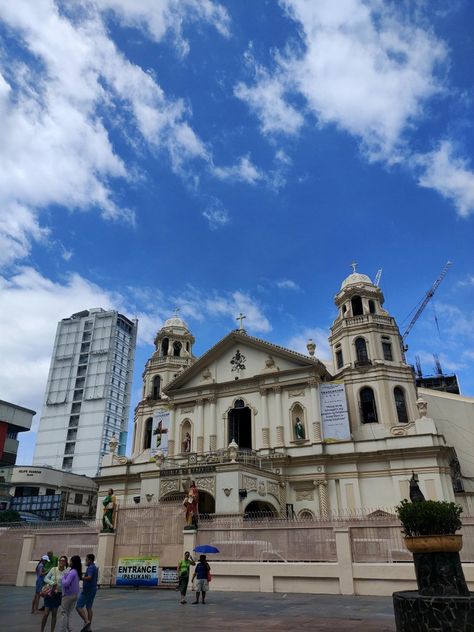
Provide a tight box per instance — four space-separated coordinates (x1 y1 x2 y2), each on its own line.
33 309 137 476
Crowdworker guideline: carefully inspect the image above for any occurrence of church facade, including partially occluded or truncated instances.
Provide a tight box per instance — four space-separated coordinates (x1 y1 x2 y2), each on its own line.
97 269 473 518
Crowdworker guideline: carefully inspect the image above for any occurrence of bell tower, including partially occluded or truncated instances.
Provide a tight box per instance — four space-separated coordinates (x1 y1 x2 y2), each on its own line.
131 314 195 460
329 265 417 438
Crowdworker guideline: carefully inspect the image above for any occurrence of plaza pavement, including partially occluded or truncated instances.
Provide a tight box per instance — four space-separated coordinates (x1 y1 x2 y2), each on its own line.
2 586 396 631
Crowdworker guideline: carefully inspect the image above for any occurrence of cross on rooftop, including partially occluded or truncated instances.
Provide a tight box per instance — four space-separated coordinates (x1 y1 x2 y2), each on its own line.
351 261 358 273
236 313 246 330
173 307 181 316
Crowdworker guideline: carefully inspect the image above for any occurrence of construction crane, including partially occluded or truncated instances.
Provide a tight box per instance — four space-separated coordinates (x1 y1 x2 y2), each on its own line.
401 261 452 342
374 268 383 287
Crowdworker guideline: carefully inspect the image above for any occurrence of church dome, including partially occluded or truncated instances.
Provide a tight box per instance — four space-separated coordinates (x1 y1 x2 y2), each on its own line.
163 315 189 331
340 272 373 290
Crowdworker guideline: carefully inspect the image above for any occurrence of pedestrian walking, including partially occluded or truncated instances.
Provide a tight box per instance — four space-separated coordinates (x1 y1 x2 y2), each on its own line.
76 553 98 632
177 551 195 604
191 554 211 604
40 555 68 632
58 555 82 632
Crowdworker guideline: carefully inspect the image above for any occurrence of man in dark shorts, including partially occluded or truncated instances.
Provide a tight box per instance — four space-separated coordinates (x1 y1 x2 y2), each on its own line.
76 553 98 631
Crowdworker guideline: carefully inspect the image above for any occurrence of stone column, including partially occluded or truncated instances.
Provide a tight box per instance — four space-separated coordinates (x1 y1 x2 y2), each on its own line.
260 388 270 448
309 378 322 442
196 398 204 454
96 532 117 587
315 479 329 519
183 527 197 555
274 386 284 447
16 534 35 586
168 404 175 457
209 396 217 451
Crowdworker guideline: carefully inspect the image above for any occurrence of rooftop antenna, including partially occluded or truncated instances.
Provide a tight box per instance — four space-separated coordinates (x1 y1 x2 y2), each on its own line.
375 268 383 287
433 354 443 376
415 355 423 378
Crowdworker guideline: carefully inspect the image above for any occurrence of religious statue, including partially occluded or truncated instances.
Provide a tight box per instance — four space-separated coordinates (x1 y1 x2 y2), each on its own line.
102 488 117 532
294 417 305 440
416 397 428 419
182 431 191 453
183 480 199 529
409 472 425 503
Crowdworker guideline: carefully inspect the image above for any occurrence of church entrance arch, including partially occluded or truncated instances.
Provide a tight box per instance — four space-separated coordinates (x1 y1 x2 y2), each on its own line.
227 399 252 449
244 500 277 518
198 490 215 516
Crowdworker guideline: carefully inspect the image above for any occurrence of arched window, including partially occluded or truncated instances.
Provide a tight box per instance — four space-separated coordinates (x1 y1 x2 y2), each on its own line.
234 398 245 408
298 510 314 521
143 417 153 449
394 387 409 423
161 338 169 356
351 295 363 316
355 337 369 365
173 341 182 357
152 375 161 399
360 387 378 423
335 344 343 369
368 300 375 314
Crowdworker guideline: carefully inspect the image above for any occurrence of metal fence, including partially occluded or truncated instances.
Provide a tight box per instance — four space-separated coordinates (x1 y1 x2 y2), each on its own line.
196 513 474 564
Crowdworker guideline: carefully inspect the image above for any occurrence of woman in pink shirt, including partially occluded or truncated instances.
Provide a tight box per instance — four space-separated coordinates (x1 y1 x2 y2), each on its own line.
59 555 82 632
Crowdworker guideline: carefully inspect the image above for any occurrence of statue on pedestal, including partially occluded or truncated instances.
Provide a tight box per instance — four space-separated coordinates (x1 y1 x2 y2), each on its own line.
294 417 305 439
183 481 199 529
182 432 191 453
102 488 117 532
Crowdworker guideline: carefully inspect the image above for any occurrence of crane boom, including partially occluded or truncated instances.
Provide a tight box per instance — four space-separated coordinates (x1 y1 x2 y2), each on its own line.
401 261 452 341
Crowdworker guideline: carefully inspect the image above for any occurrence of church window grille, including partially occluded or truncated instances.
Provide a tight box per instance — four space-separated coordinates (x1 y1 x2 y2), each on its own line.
351 295 363 316
355 338 369 365
336 349 343 369
173 341 182 357
394 387 409 423
360 387 378 423
144 417 153 450
382 341 393 361
368 300 375 314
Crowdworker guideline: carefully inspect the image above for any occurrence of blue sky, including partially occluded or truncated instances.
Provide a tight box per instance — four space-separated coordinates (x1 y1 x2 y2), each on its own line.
0 0 473 465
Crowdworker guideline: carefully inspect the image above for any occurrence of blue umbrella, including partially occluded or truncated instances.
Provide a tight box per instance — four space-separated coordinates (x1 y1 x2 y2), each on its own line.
194 544 220 554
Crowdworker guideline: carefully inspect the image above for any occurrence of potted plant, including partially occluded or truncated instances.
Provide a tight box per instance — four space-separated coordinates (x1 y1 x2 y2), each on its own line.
396 498 468 598
396 499 463 553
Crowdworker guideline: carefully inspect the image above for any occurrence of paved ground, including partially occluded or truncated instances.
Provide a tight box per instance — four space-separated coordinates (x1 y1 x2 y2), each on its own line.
3 586 396 631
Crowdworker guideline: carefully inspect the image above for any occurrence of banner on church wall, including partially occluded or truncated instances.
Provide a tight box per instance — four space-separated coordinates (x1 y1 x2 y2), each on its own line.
151 409 169 456
320 382 351 441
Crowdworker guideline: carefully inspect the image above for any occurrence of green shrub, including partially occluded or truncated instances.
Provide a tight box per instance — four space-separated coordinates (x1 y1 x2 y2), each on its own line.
0 509 21 523
396 499 463 536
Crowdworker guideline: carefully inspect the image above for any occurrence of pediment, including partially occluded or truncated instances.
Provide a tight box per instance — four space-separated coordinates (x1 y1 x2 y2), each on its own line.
164 330 330 393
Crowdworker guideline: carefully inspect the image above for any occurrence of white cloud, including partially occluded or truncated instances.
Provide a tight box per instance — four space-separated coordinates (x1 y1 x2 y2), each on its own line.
0 267 118 414
100 0 230 54
205 291 272 333
236 0 446 160
235 70 304 135
416 141 474 218
202 198 230 229
285 327 331 361
276 279 300 291
0 0 226 266
213 155 263 184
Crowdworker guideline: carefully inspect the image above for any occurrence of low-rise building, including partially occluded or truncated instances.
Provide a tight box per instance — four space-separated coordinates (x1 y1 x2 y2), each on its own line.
0 465 97 521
